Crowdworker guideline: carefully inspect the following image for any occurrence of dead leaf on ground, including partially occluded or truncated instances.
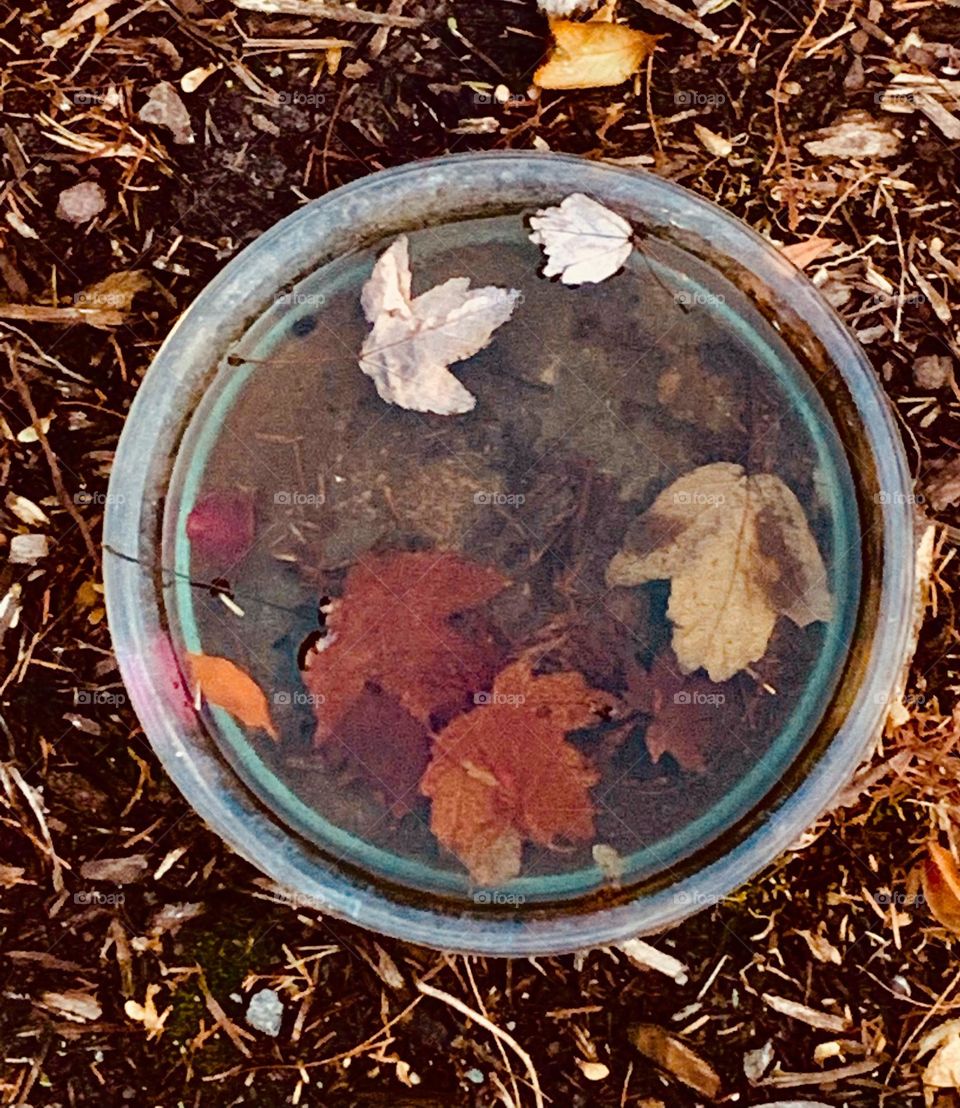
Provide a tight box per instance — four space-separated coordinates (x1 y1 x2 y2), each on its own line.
125 984 171 1038
607 462 832 681
803 111 900 159
529 193 633 285
923 841 960 934
629 1023 721 1099
780 236 838 270
918 1018 960 1090
359 235 520 415
187 653 278 740
535 19 659 90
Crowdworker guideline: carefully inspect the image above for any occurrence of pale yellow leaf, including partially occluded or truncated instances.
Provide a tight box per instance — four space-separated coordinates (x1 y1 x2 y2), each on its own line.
535 20 658 90
606 462 832 681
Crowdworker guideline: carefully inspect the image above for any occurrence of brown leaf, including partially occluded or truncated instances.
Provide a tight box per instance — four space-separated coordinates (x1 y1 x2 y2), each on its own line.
187 653 277 739
421 660 615 884
305 550 507 737
631 655 740 773
535 20 659 90
780 236 837 270
923 842 960 934
629 1023 721 1099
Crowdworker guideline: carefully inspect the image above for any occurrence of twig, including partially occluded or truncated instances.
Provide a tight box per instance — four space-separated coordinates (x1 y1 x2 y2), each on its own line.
6 345 99 564
231 0 422 27
417 980 545 1108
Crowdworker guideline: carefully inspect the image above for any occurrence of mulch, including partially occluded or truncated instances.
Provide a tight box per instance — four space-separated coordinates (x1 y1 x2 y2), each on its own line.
2 0 960 1104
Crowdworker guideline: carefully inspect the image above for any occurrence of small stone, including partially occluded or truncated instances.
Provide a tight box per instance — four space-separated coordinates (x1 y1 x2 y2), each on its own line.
138 82 194 144
56 181 106 224
465 1068 485 1084
9 533 48 564
914 353 954 391
245 988 283 1036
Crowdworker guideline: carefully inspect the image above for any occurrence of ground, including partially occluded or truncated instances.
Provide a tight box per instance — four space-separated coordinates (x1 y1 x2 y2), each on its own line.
2 0 960 1105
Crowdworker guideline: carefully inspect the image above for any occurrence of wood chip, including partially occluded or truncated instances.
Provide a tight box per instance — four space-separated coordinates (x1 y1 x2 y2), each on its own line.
629 1023 721 1098
761 994 849 1033
618 939 689 984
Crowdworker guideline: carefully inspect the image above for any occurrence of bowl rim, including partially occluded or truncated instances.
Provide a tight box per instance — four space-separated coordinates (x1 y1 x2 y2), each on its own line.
104 150 917 955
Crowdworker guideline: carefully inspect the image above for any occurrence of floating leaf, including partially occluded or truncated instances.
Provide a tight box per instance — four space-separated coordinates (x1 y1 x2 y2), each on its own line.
187 653 277 739
607 462 832 681
186 488 256 564
630 654 741 773
304 551 508 740
923 842 960 935
421 660 615 884
324 684 431 816
534 20 659 91
359 235 520 415
529 193 633 286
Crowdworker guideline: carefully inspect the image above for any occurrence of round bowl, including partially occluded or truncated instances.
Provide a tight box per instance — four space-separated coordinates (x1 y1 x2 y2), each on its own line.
104 152 916 955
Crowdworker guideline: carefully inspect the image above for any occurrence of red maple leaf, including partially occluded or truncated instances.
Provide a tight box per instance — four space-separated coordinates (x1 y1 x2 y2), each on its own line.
304 551 508 745
322 684 431 816
630 654 740 773
421 660 616 885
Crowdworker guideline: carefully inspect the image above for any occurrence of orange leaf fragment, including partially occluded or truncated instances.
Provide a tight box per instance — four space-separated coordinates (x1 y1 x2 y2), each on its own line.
923 841 960 934
186 653 277 740
535 20 659 91
780 236 838 271
421 660 615 885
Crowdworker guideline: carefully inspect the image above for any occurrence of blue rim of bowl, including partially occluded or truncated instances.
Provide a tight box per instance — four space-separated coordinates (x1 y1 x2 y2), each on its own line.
104 152 916 955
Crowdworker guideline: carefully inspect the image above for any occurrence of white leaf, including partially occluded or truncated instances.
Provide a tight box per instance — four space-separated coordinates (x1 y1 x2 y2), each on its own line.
529 193 633 286
359 236 520 415
606 462 832 681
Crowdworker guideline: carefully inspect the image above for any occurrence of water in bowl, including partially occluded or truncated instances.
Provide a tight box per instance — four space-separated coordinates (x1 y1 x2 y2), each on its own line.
162 211 861 904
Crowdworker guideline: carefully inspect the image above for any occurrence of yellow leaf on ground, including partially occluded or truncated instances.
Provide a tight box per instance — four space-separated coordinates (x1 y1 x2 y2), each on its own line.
780 236 837 270
923 841 960 934
535 20 658 90
187 653 278 740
